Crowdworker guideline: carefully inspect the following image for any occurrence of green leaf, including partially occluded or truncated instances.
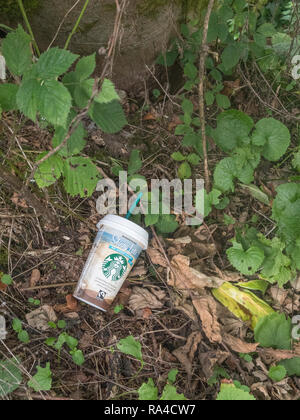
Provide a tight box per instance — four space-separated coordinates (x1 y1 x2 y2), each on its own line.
237 280 269 294
182 98 194 116
38 79 72 127
216 383 256 401
160 384 187 400
28 363 52 392
178 161 192 179
71 350 85 366
268 365 287 382
187 153 200 166
168 369 178 384
279 358 300 377
95 79 120 104
18 330 30 344
252 118 290 162
0 359 22 397
138 378 158 400
63 157 99 198
34 153 64 188
74 78 94 108
254 313 292 350
205 91 215 106
128 150 142 176
227 243 264 276
239 184 270 205
116 335 143 363
114 304 124 314
89 100 127 133
155 215 178 234
257 23 276 37
213 110 254 152
221 43 245 70
2 25 32 76
52 123 86 157
216 93 231 109
34 47 79 79
184 62 197 80
16 78 41 122
171 152 186 162
1 274 13 285
292 151 300 172
145 213 159 227
57 320 66 329
12 318 22 333
75 53 96 81
0 84 18 111
65 335 78 351
213 157 236 192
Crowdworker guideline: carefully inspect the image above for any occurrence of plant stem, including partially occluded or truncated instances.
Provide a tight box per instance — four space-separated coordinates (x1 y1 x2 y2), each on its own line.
64 0 91 50
17 0 40 57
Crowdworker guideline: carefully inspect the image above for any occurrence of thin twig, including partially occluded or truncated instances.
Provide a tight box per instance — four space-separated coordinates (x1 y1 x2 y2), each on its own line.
199 0 215 192
64 0 91 50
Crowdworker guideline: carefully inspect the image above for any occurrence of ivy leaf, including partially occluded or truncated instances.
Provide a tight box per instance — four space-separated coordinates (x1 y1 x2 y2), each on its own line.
0 359 22 397
217 383 256 401
75 53 96 81
254 313 292 350
214 157 236 192
2 25 32 76
0 84 18 111
268 365 287 382
89 100 127 133
227 242 264 276
160 384 187 400
252 118 290 161
213 110 254 152
279 358 300 377
34 153 64 188
128 150 142 176
28 363 52 392
155 215 179 234
117 335 143 364
63 157 99 198
38 80 72 127
95 79 120 104
138 378 158 400
34 47 79 79
52 123 87 157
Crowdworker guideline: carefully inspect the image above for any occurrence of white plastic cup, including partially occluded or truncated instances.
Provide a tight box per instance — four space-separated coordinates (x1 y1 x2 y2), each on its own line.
74 215 149 312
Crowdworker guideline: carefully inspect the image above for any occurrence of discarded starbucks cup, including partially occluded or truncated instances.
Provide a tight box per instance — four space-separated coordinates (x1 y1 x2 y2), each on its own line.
74 215 149 312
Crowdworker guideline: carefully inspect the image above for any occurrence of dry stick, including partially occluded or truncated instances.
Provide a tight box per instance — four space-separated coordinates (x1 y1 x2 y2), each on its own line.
25 0 127 186
199 0 215 192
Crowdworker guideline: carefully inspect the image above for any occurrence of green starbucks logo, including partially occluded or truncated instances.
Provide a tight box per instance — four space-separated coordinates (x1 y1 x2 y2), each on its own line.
102 254 127 281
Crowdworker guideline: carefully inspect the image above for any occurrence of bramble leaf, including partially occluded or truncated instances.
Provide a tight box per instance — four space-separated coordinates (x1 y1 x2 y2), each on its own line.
0 84 18 111
89 100 127 133
117 336 143 363
2 25 32 76
63 157 99 198
138 378 158 400
34 47 79 79
28 363 52 392
75 53 96 81
34 153 64 188
217 383 256 401
0 359 22 397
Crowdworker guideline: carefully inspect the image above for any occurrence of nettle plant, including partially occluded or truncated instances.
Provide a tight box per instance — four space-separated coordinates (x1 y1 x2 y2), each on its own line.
0 26 127 197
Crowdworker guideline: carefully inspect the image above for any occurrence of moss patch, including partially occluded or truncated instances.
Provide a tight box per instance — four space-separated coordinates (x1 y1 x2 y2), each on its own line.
0 0 41 22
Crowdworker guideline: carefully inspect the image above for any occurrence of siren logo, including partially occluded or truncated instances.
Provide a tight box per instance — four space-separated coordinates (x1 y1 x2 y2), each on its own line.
0 315 6 340
292 315 300 340
292 55 300 80
102 254 127 281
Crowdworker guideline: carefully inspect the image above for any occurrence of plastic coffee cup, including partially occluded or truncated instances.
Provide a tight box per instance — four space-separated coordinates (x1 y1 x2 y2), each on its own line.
74 215 149 312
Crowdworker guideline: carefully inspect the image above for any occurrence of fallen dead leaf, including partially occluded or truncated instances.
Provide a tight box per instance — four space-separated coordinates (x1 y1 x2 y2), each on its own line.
223 333 259 354
30 269 41 287
128 286 166 311
173 332 202 376
147 247 168 267
25 305 57 331
192 295 222 343
66 294 79 311
199 350 229 379
142 308 152 319
11 192 28 209
258 346 300 363
269 287 288 306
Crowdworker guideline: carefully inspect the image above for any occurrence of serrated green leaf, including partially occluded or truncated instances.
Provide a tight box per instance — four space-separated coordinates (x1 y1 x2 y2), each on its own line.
268 365 287 382
12 318 22 333
18 330 30 344
95 79 120 104
28 363 52 392
254 313 292 350
257 23 276 37
0 84 18 111
117 335 143 363
63 157 99 198
221 43 245 70
34 153 64 188
227 243 264 276
292 151 300 172
182 98 194 116
73 78 94 108
171 152 186 162
216 93 231 109
187 153 200 166
279 358 300 377
2 25 32 76
205 91 215 106
138 378 158 401
214 157 236 192
178 161 192 179
52 123 86 157
34 47 79 79
75 53 96 81
168 369 178 384
0 358 22 397
184 62 197 80
252 118 290 162
128 150 142 176
89 100 127 133
213 110 254 152
17 78 42 121
217 383 256 401
38 80 72 127
160 384 187 400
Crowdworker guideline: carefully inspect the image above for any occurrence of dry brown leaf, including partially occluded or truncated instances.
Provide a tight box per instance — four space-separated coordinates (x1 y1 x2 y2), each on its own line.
199 350 229 379
66 294 79 311
173 332 202 376
30 269 41 287
128 286 166 311
147 247 168 267
223 333 259 354
169 255 225 290
25 305 57 331
11 192 28 208
269 287 288 306
258 346 300 363
192 295 222 343
142 308 152 319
